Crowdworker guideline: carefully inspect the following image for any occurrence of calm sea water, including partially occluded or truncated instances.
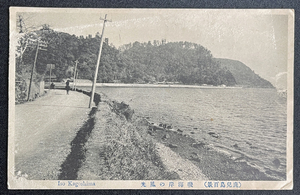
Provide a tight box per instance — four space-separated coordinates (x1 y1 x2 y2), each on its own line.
94 87 287 180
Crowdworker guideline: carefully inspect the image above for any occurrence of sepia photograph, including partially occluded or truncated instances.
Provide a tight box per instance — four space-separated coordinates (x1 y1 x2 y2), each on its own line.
8 8 293 189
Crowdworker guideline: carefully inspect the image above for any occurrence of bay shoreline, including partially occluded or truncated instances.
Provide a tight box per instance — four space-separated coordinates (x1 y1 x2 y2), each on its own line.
14 87 281 181
75 88 278 181
51 82 245 89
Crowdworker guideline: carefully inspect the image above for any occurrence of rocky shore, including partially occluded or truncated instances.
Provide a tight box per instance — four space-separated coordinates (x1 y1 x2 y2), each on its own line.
76 91 206 180
74 89 276 180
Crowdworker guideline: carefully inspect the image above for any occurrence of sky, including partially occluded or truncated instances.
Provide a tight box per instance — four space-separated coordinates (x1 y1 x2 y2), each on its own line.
17 8 291 87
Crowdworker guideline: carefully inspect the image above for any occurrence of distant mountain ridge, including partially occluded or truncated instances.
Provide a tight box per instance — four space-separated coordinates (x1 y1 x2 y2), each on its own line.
215 58 274 88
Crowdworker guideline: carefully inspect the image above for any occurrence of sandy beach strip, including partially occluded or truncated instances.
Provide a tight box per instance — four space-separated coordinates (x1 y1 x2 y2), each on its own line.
51 82 242 89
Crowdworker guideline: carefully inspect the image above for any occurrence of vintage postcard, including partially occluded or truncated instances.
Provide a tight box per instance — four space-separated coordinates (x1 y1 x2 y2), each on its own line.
8 7 294 189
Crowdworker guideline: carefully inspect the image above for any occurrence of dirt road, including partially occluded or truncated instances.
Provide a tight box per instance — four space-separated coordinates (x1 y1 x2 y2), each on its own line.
14 89 91 180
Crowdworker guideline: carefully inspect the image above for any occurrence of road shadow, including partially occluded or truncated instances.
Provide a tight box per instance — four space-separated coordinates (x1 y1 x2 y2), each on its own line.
58 107 97 180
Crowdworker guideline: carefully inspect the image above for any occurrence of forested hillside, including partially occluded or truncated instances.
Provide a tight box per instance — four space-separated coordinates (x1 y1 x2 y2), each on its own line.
216 58 274 88
118 41 237 85
17 27 120 83
16 27 271 88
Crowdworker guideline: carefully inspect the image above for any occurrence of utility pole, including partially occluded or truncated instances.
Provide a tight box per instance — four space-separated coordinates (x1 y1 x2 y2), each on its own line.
47 64 55 89
27 39 47 101
18 15 23 33
27 41 40 101
89 14 111 108
73 60 79 90
50 64 52 86
75 71 78 91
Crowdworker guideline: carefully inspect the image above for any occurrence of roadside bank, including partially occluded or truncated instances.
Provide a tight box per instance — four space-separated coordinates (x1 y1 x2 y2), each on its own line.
76 92 181 180
71 89 207 180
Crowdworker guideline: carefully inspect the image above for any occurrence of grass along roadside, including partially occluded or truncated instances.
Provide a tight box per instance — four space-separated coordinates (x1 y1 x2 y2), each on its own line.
77 96 180 180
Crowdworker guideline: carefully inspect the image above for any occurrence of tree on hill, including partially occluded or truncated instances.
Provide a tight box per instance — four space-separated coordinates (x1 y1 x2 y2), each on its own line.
118 41 237 85
18 26 276 87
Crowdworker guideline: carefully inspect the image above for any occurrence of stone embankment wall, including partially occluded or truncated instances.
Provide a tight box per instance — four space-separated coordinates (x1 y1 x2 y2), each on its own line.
15 80 45 104
75 88 101 106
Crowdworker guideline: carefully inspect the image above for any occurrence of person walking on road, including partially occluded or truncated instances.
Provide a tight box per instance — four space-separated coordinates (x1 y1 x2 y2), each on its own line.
65 80 71 95
50 82 55 89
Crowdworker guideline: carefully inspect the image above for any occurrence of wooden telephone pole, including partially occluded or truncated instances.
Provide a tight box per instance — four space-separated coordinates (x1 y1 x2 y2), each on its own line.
73 60 79 90
27 39 47 101
75 71 79 91
89 14 111 108
47 64 55 89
